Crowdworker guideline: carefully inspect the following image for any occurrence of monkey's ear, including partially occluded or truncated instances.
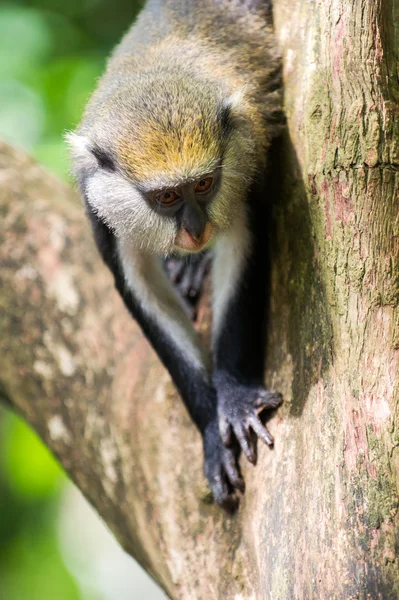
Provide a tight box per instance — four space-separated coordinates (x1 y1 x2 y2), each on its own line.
66 132 116 173
65 132 98 173
220 88 247 130
223 88 246 112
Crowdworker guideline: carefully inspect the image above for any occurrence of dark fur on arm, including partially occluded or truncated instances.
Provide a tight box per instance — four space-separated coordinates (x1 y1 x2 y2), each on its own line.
84 200 244 510
213 181 282 464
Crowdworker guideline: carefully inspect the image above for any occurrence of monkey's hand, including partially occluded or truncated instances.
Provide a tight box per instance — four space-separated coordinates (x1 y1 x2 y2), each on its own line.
217 384 282 465
203 420 244 512
163 252 212 320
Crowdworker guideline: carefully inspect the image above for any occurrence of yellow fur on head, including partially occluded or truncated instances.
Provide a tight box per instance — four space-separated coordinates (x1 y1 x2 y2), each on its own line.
116 110 222 187
89 72 230 188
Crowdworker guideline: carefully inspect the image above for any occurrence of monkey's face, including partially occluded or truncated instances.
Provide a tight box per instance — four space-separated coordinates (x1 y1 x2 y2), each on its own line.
140 171 220 253
68 78 257 255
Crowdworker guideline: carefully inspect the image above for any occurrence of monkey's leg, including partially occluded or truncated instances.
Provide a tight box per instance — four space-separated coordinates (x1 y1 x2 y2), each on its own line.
212 200 282 465
163 252 212 320
86 206 243 510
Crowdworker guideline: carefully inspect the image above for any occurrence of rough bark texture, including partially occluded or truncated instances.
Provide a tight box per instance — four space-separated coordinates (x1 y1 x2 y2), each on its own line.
1 0 398 598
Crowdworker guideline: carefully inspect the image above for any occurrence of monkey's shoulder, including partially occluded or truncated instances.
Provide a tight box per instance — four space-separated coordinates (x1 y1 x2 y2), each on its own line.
108 0 276 76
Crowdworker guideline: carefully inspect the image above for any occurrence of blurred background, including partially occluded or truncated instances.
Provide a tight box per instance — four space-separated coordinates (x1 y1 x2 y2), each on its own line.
0 0 165 597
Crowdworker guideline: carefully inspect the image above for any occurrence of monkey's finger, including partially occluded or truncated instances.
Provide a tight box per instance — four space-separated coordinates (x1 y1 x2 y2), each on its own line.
248 415 274 447
180 296 196 321
222 451 245 494
219 493 239 514
219 414 233 446
211 473 239 513
253 390 283 410
179 263 196 297
233 423 256 465
164 257 185 283
191 252 212 293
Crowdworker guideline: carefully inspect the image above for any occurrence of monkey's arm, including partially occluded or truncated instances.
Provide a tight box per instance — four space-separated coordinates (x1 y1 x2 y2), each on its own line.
212 195 282 464
86 203 244 509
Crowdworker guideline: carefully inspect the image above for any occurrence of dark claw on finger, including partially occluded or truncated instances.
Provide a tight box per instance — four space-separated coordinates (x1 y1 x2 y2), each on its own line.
219 493 240 513
203 420 244 512
222 449 245 493
233 423 256 465
209 474 240 513
249 415 274 446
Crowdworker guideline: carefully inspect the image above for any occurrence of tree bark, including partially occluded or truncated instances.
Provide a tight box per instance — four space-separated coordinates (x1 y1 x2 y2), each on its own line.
1 0 399 597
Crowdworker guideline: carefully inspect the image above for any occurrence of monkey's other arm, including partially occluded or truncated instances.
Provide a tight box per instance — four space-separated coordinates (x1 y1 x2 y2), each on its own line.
212 185 282 464
163 252 212 320
85 202 244 510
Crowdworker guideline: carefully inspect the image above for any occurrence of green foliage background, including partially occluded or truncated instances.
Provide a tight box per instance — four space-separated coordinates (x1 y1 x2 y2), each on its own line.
0 1 141 597
0 0 141 178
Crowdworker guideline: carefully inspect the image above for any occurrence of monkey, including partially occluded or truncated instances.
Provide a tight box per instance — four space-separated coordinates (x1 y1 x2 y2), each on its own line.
67 0 283 511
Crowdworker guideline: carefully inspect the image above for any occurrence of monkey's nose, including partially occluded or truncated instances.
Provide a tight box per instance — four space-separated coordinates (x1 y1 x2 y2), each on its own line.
182 205 207 243
174 222 213 252
185 222 213 247
185 229 203 244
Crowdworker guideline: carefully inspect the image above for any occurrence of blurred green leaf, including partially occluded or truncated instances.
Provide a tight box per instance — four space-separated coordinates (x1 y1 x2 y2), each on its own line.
31 56 104 135
0 528 80 600
0 6 53 78
0 80 45 149
33 136 71 179
65 58 104 125
2 415 62 500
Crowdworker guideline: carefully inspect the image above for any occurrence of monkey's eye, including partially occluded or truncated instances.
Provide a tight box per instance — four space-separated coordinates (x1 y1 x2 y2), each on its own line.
194 177 213 194
157 190 180 205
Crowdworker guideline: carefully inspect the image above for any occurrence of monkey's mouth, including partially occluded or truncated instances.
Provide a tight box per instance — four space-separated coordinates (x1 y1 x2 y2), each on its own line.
174 222 213 253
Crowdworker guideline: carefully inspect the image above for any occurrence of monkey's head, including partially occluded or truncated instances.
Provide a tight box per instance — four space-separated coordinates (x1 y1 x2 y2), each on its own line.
68 73 260 255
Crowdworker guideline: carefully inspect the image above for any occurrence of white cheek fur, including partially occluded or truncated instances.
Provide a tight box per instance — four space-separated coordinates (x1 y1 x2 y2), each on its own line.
65 132 98 174
119 240 209 372
85 170 177 255
66 131 177 255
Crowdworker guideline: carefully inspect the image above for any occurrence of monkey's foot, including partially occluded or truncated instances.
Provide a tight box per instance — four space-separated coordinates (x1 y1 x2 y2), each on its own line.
217 385 282 465
163 252 212 320
203 420 244 512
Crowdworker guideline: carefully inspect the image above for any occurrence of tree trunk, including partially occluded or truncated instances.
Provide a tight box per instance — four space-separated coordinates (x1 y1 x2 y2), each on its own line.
1 0 398 597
